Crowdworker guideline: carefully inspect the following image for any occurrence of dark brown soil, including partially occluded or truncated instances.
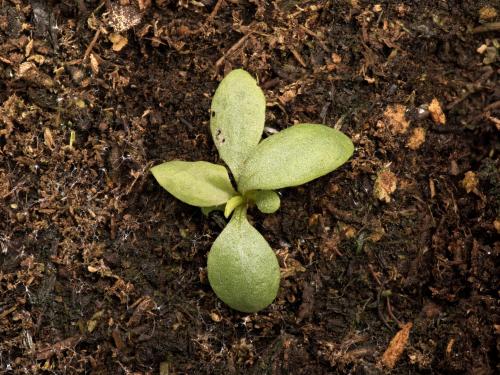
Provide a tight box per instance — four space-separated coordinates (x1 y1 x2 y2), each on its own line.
1 1 499 374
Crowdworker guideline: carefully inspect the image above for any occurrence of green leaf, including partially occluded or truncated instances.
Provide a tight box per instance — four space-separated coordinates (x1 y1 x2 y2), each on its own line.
207 206 280 313
251 190 280 214
151 161 237 207
224 195 244 218
210 69 266 180
238 124 354 193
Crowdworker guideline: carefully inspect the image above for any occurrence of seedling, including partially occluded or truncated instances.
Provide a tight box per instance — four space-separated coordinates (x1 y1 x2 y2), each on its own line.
151 69 354 313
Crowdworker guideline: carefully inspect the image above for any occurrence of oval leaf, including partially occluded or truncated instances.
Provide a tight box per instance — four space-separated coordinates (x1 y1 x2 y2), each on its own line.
253 190 280 214
238 124 354 193
210 69 266 180
207 207 280 313
151 161 237 207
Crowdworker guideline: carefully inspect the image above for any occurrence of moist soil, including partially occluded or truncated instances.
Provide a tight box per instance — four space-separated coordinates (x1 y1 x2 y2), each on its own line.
1 1 499 374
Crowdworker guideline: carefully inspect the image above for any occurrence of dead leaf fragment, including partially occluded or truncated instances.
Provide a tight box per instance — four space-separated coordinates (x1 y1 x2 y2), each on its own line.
109 33 128 52
35 336 82 361
279 88 298 104
368 225 385 242
281 258 306 279
374 169 397 203
1 95 25 138
43 127 55 150
406 127 426 150
461 171 479 193
428 98 446 125
127 297 155 327
89 53 99 74
87 310 104 333
17 61 36 77
379 322 413 369
383 104 409 134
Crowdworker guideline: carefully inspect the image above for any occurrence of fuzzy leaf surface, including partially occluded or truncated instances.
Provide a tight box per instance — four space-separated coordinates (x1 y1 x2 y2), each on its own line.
207 207 280 313
151 161 237 207
253 190 280 214
224 195 244 218
238 124 354 193
210 69 266 180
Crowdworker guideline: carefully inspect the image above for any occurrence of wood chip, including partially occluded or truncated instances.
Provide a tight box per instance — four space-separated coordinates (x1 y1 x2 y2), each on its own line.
406 127 426 150
428 98 446 125
461 171 479 193
43 127 55 150
109 33 128 52
35 336 81 360
479 6 497 21
379 322 413 369
89 53 99 75
210 311 222 322
494 219 500 234
374 169 397 203
383 104 409 134
112 329 127 351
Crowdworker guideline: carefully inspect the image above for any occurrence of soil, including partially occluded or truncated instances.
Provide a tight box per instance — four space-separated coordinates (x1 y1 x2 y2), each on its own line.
1 1 499 374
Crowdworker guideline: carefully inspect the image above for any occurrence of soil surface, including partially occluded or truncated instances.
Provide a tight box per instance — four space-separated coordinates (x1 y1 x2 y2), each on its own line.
1 1 499 374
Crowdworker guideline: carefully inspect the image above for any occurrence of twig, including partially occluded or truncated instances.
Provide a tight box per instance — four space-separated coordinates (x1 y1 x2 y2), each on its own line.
289 46 307 68
0 55 13 65
377 288 392 330
299 25 329 52
446 67 494 110
215 32 253 68
83 28 102 63
206 0 224 24
484 100 500 112
386 297 403 328
472 22 500 33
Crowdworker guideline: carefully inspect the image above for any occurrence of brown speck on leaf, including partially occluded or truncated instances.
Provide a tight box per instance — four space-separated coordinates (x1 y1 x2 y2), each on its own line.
374 169 397 203
428 98 446 125
379 322 413 369
406 127 426 150
383 104 409 134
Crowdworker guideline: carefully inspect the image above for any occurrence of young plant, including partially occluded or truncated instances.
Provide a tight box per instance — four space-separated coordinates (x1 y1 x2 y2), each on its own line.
151 69 354 313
